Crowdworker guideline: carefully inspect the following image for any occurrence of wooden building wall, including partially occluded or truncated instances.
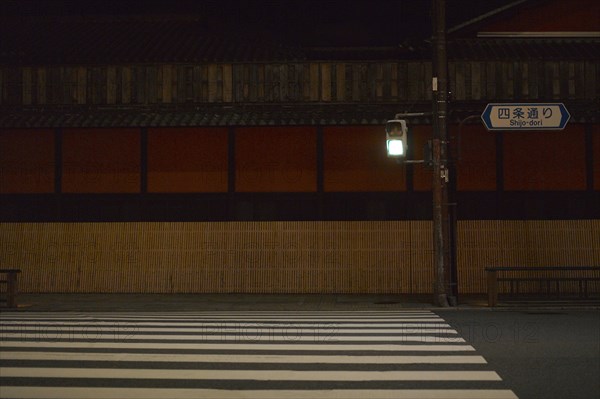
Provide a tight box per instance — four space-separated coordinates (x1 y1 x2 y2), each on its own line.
2 124 596 294
1 58 599 295
1 124 597 196
1 220 598 294
1 60 598 106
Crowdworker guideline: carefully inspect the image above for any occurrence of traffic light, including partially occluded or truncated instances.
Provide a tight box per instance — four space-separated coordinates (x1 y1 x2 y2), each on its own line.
385 119 407 157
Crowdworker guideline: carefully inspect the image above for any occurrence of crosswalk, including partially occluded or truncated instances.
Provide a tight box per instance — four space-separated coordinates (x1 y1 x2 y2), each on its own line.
0 310 518 399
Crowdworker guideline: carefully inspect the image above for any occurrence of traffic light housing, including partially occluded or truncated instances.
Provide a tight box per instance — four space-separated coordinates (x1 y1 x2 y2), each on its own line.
385 119 407 157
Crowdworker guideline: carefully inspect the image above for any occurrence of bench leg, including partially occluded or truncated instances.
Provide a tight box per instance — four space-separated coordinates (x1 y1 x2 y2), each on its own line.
487 270 498 307
6 272 18 308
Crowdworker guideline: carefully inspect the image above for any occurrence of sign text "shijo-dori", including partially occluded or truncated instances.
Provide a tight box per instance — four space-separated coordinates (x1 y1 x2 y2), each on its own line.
481 103 570 131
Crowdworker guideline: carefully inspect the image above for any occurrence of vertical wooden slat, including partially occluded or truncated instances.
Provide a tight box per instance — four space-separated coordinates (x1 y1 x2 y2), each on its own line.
22 67 32 105
366 64 376 100
262 64 272 103
559 61 569 99
448 61 457 100
115 67 122 104
160 65 172 103
107 66 117 104
122 66 131 104
320 63 331 101
513 62 521 100
574 62 585 99
528 61 539 99
352 64 360 101
471 62 481 100
272 64 281 101
336 63 346 101
492 62 502 99
250 64 258 101
29 66 38 104
256 65 265 101
407 62 420 100
222 64 233 102
171 64 178 103
521 62 529 99
62 67 73 104
548 62 558 99
100 67 108 104
5 67 22 104
486 62 496 99
193 65 202 102
279 64 288 101
88 67 97 104
175 65 185 103
310 63 320 101
382 63 391 99
454 62 465 101
359 64 369 101
0 67 4 104
85 67 95 105
424 62 433 101
567 62 576 99
508 61 523 101
536 61 546 99
231 64 247 102
503 62 513 99
397 62 407 101
584 61 596 99
287 64 296 102
36 68 46 104
462 62 472 101
291 64 301 101
90 67 106 104
74 67 85 105
208 64 218 102
147 65 158 104
390 63 398 99
375 63 384 98
47 67 60 104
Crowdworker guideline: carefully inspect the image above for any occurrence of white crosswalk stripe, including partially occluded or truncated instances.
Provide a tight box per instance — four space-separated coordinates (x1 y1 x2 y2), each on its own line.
0 310 518 399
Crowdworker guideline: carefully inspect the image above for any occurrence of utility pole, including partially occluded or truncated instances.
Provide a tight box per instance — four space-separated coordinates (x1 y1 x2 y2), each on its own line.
432 0 450 307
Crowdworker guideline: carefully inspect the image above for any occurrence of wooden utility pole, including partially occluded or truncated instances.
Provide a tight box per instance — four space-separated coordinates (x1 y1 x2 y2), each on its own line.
432 0 450 307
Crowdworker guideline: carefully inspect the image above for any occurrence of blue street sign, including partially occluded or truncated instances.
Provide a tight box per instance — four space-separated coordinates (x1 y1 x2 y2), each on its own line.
481 103 570 131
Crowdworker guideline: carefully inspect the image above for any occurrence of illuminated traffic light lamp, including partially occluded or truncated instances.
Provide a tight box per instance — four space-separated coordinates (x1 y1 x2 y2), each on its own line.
385 119 407 157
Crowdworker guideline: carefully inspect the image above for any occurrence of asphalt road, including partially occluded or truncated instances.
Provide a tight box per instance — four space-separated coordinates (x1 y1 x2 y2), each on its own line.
0 308 516 399
437 309 600 399
1 295 598 399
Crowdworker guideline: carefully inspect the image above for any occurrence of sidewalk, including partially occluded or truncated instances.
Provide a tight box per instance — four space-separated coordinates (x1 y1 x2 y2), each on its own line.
3 293 598 313
1 293 491 312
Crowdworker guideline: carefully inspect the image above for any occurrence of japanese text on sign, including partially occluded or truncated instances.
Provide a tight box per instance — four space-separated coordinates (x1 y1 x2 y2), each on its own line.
496 106 553 127
481 103 570 131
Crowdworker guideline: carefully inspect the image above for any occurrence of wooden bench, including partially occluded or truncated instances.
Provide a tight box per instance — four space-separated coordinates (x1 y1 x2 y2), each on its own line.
486 267 600 307
0 269 21 309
